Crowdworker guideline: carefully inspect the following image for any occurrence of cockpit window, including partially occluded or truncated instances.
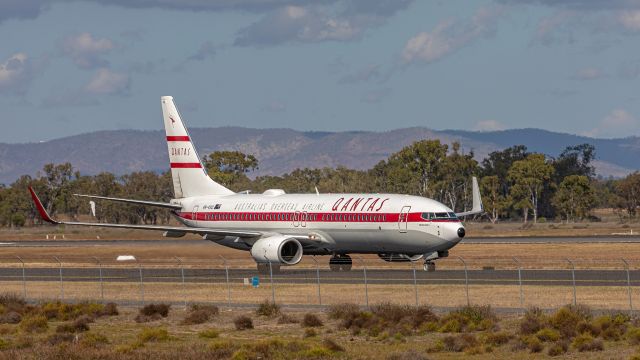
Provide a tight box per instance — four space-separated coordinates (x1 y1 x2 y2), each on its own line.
421 212 458 220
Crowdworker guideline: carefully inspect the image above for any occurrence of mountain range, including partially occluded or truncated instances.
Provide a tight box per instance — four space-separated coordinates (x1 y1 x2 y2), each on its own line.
0 127 637 185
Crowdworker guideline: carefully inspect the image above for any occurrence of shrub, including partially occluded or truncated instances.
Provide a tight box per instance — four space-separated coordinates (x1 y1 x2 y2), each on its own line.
139 303 170 317
439 305 497 332
328 303 360 320
0 338 10 350
0 311 22 324
256 300 280 317
628 327 640 345
572 333 603 352
198 328 219 339
181 309 213 325
138 327 170 343
55 315 92 333
135 313 162 323
442 333 478 352
520 307 546 335
535 328 560 342
190 304 219 316
547 341 568 356
102 302 119 316
482 331 513 346
234 315 253 330
277 314 299 324
304 328 317 338
302 313 323 327
576 320 600 336
549 305 591 337
19 315 48 333
46 333 74 345
527 337 543 353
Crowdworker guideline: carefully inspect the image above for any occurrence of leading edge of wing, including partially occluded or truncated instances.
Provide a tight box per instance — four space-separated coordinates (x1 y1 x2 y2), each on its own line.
29 187 260 239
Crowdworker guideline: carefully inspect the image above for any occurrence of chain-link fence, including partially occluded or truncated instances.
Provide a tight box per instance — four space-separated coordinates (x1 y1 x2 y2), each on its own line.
0 256 639 311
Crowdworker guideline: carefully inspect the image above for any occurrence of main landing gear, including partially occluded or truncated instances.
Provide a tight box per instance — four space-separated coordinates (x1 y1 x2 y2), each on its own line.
329 254 352 272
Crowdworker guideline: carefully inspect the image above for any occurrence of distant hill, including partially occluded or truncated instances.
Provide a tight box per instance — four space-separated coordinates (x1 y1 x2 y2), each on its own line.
0 127 636 185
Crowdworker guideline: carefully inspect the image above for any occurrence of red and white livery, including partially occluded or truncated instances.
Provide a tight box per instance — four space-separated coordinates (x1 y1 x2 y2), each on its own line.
29 96 483 272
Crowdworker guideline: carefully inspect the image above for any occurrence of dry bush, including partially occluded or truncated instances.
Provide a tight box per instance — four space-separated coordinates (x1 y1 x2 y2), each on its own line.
256 300 280 317
198 328 219 339
102 303 119 316
549 305 591 337
301 313 323 327
322 338 344 352
572 333 603 352
520 307 546 335
80 332 109 347
39 301 113 321
547 341 568 356
0 293 27 313
535 328 560 342
628 327 640 344
234 315 253 330
46 333 74 345
482 331 513 346
0 311 22 324
138 327 170 343
439 305 496 333
526 336 543 353
442 333 478 352
56 315 92 333
331 303 438 337
328 303 360 320
303 328 317 338
139 303 170 317
19 315 48 333
277 313 299 324
181 304 219 325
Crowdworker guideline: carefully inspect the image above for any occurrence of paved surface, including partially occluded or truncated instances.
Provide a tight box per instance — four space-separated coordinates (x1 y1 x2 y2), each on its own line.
0 267 638 287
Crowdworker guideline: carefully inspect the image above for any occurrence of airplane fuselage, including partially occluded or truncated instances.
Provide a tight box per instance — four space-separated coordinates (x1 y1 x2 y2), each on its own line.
172 192 464 256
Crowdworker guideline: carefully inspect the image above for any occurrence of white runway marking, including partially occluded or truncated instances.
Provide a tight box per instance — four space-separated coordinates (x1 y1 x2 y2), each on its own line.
0 242 15 246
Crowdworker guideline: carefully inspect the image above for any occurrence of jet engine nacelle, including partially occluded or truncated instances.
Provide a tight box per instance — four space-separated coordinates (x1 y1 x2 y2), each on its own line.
378 253 424 262
250 235 303 265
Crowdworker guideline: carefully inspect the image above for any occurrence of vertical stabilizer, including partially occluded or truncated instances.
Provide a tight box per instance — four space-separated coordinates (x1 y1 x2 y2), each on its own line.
161 96 234 198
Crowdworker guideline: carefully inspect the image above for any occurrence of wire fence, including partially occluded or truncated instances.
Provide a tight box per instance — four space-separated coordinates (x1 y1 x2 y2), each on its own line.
1 256 640 311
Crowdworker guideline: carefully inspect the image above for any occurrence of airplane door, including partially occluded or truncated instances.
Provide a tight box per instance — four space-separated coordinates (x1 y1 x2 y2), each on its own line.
293 211 300 227
192 205 199 226
301 211 307 227
398 206 410 233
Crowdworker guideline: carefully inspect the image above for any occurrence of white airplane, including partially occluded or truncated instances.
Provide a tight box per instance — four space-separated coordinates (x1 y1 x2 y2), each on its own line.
29 96 483 272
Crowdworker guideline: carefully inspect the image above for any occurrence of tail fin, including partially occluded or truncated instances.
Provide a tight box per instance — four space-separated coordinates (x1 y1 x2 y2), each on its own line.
161 96 234 198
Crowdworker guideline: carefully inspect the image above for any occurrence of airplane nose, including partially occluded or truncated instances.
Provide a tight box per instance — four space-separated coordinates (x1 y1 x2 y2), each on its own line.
457 227 466 238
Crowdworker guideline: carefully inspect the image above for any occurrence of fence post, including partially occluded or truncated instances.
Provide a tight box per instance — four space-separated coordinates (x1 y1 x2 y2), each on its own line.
136 258 144 306
219 256 231 308
53 256 64 301
513 257 524 311
175 257 187 309
92 256 104 303
311 257 321 305
457 256 470 306
566 258 577 306
622 258 633 314
411 261 418 306
357 257 368 309
15 256 26 300
269 261 275 303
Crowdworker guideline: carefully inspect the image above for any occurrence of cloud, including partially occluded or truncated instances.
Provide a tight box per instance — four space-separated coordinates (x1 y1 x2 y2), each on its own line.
235 1 413 46
62 33 115 69
619 10 640 31
498 0 640 11
188 41 217 61
571 67 604 80
401 6 504 65
0 53 35 95
474 120 505 132
583 109 639 138
0 0 49 23
360 87 391 104
85 68 130 95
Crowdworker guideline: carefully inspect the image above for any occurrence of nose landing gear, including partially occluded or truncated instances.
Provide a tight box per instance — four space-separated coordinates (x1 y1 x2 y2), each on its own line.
329 254 352 272
423 262 436 272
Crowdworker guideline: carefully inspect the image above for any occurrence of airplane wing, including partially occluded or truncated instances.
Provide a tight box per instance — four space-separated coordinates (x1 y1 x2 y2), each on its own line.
73 194 183 210
455 176 484 218
30 187 261 239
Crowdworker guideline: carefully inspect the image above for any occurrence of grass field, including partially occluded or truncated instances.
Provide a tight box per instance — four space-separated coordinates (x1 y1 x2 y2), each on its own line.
1 295 640 359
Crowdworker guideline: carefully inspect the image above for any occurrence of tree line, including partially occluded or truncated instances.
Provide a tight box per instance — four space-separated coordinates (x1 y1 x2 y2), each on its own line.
0 140 638 228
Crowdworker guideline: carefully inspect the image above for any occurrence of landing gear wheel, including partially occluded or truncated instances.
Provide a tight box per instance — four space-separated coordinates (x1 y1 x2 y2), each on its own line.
257 263 280 274
330 254 352 272
423 262 436 272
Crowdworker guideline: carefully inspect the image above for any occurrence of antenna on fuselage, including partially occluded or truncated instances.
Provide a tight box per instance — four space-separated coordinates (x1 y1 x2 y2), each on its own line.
315 186 320 196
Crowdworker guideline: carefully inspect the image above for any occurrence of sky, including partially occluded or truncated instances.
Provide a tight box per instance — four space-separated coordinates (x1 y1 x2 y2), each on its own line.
1 0 640 143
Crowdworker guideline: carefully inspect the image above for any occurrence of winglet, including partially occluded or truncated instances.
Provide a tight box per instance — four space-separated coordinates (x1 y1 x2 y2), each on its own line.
455 176 484 218
28 187 59 224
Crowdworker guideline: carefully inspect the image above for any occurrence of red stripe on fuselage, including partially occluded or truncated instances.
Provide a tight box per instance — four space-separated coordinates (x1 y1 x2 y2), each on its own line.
167 136 190 141
170 162 202 168
176 211 460 223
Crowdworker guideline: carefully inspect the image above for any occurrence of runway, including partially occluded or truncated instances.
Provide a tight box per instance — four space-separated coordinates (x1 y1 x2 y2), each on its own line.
0 267 637 287
2 236 640 247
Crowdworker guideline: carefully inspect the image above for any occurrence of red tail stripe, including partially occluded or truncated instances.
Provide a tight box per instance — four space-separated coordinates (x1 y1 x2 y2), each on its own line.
170 162 202 169
166 136 190 141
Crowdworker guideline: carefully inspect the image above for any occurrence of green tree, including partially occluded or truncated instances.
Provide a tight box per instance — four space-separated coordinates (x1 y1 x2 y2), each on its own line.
481 145 528 195
508 154 555 223
552 175 596 223
553 144 596 183
615 172 640 218
203 151 258 191
436 142 479 212
480 175 509 223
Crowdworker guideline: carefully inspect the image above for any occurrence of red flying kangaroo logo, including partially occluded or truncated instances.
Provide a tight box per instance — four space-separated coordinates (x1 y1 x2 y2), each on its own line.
169 116 176 127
